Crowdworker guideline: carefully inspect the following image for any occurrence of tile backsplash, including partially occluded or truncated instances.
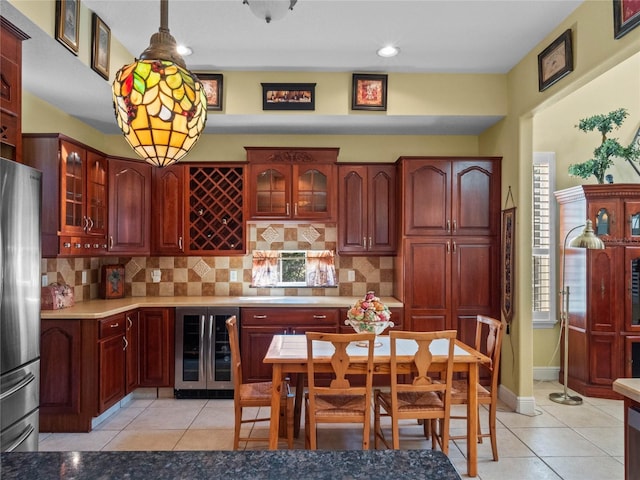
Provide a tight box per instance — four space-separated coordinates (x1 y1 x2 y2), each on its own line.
40 223 394 303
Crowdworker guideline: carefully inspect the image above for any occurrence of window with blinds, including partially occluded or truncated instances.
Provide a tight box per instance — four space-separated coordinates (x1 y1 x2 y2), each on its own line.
532 153 557 328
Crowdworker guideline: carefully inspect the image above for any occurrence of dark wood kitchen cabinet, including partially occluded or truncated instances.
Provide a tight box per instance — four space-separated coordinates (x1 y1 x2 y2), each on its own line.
152 164 185 255
138 308 175 387
240 308 339 383
107 157 152 255
246 147 338 222
0 18 29 162
555 184 640 399
394 157 501 340
125 310 140 393
22 134 108 257
338 164 396 255
97 314 127 413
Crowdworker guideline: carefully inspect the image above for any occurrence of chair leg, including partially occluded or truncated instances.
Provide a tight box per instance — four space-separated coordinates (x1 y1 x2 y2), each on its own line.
362 411 371 450
477 406 484 444
489 402 498 461
286 396 294 449
373 400 380 449
391 417 400 450
233 404 242 450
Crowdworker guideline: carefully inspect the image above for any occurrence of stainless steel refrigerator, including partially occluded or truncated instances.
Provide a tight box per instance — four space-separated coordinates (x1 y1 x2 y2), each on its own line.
0 157 41 452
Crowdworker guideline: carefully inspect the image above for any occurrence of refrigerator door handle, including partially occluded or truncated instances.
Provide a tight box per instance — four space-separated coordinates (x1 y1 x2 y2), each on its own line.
200 315 207 383
3 424 35 452
207 314 214 381
0 372 35 400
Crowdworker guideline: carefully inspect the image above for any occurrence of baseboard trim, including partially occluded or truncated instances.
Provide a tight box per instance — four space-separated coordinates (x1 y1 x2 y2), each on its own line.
498 384 537 416
533 366 559 381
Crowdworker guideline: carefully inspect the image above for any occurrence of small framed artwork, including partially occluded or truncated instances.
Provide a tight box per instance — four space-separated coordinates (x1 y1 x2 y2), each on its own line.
55 0 80 55
91 13 110 80
613 0 640 38
196 73 224 110
537 29 573 92
100 264 125 300
261 83 315 110
501 207 516 324
352 73 388 111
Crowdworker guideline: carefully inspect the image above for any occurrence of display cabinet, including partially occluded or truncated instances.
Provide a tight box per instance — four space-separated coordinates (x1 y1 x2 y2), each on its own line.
246 147 338 221
556 184 640 399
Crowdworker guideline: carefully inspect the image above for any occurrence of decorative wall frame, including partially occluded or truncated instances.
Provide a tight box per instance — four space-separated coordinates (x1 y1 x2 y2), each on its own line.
100 264 125 299
351 73 387 111
196 73 224 110
501 204 516 324
91 13 110 80
613 0 640 38
537 29 573 92
261 83 315 110
55 0 80 55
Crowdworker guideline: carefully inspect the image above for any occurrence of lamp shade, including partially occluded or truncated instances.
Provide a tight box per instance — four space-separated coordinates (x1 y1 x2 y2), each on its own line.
568 219 605 250
112 60 207 168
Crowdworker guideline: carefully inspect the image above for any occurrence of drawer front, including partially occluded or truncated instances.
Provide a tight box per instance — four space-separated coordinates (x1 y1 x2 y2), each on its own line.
241 308 339 326
99 314 126 339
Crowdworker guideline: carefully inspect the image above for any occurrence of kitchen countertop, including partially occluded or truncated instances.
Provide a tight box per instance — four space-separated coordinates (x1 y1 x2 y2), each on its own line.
1 449 461 480
39 296 403 319
612 378 640 404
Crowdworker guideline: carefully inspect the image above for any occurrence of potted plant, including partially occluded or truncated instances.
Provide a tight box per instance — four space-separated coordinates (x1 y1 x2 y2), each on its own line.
568 108 640 184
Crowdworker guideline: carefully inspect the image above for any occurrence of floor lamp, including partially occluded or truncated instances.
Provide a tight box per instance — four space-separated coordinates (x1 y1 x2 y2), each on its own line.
549 219 605 405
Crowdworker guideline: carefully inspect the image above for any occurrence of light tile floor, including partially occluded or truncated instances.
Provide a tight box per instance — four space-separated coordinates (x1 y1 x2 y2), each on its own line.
38 381 625 479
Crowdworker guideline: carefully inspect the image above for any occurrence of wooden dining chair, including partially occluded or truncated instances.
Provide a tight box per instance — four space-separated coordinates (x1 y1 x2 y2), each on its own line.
304 331 376 450
225 316 294 450
449 315 504 461
373 330 457 454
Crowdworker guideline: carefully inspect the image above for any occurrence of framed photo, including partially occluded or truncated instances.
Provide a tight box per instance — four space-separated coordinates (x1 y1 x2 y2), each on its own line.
537 29 573 92
613 0 640 38
352 73 387 111
261 83 315 110
196 73 224 110
55 0 80 55
501 207 516 324
91 13 110 80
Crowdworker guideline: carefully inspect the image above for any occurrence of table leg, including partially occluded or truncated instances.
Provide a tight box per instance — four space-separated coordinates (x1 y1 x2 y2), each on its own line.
467 362 479 477
293 373 304 438
269 364 283 450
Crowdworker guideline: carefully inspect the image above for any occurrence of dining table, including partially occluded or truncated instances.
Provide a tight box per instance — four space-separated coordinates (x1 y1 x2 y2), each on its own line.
263 333 490 478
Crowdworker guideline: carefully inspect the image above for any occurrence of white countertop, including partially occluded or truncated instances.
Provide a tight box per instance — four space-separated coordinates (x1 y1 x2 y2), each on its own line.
612 378 640 404
40 296 404 319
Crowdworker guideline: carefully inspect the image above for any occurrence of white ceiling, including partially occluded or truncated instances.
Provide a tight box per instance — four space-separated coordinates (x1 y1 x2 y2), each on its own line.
1 0 584 135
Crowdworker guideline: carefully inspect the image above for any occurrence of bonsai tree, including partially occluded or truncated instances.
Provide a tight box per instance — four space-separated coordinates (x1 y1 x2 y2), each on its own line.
568 108 640 184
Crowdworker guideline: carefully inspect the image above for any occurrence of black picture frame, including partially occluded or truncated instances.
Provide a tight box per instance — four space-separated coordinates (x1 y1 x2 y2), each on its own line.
91 13 110 80
196 73 224 111
55 0 80 55
351 73 388 111
261 83 315 110
537 29 573 92
613 0 640 39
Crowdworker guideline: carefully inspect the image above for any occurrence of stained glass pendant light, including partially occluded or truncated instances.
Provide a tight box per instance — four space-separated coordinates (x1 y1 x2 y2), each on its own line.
112 0 207 167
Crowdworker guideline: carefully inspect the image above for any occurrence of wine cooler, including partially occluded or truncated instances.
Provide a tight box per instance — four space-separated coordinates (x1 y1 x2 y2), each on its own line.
174 307 239 398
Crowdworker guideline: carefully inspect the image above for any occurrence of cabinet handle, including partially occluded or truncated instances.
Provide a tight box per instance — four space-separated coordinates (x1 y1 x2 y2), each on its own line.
452 220 457 232
178 236 183 251
368 237 372 249
447 220 451 233
123 336 128 351
109 236 114 249
452 241 457 253
110 323 119 328
286 203 290 216
87 217 94 231
294 203 298 216
446 241 450 254
82 216 88 230
291 329 296 335
126 316 132 329
253 314 268 319
313 315 327 319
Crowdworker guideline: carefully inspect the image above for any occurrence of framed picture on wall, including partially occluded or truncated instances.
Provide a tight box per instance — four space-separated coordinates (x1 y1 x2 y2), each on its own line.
351 73 387 111
613 0 640 38
91 13 110 80
196 73 224 110
55 0 80 55
261 83 315 110
537 29 573 92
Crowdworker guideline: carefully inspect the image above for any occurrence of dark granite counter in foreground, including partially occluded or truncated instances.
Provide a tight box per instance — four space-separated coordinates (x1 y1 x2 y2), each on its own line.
1 449 461 480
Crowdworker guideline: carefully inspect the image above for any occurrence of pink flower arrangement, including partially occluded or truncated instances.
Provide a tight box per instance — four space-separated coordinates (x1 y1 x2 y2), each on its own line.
347 291 392 324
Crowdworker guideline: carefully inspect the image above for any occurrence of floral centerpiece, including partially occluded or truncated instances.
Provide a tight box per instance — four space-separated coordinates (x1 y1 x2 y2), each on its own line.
345 291 393 340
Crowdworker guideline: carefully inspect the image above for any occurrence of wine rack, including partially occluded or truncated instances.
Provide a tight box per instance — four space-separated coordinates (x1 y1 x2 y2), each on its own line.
188 166 245 253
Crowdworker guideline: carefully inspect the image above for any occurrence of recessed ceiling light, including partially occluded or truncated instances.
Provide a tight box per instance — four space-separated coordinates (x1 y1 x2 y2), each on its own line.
177 45 192 56
377 45 399 58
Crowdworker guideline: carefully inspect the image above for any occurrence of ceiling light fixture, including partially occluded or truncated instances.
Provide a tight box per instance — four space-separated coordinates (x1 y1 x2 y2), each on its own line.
377 45 399 58
243 0 297 23
112 0 207 168
176 45 192 56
